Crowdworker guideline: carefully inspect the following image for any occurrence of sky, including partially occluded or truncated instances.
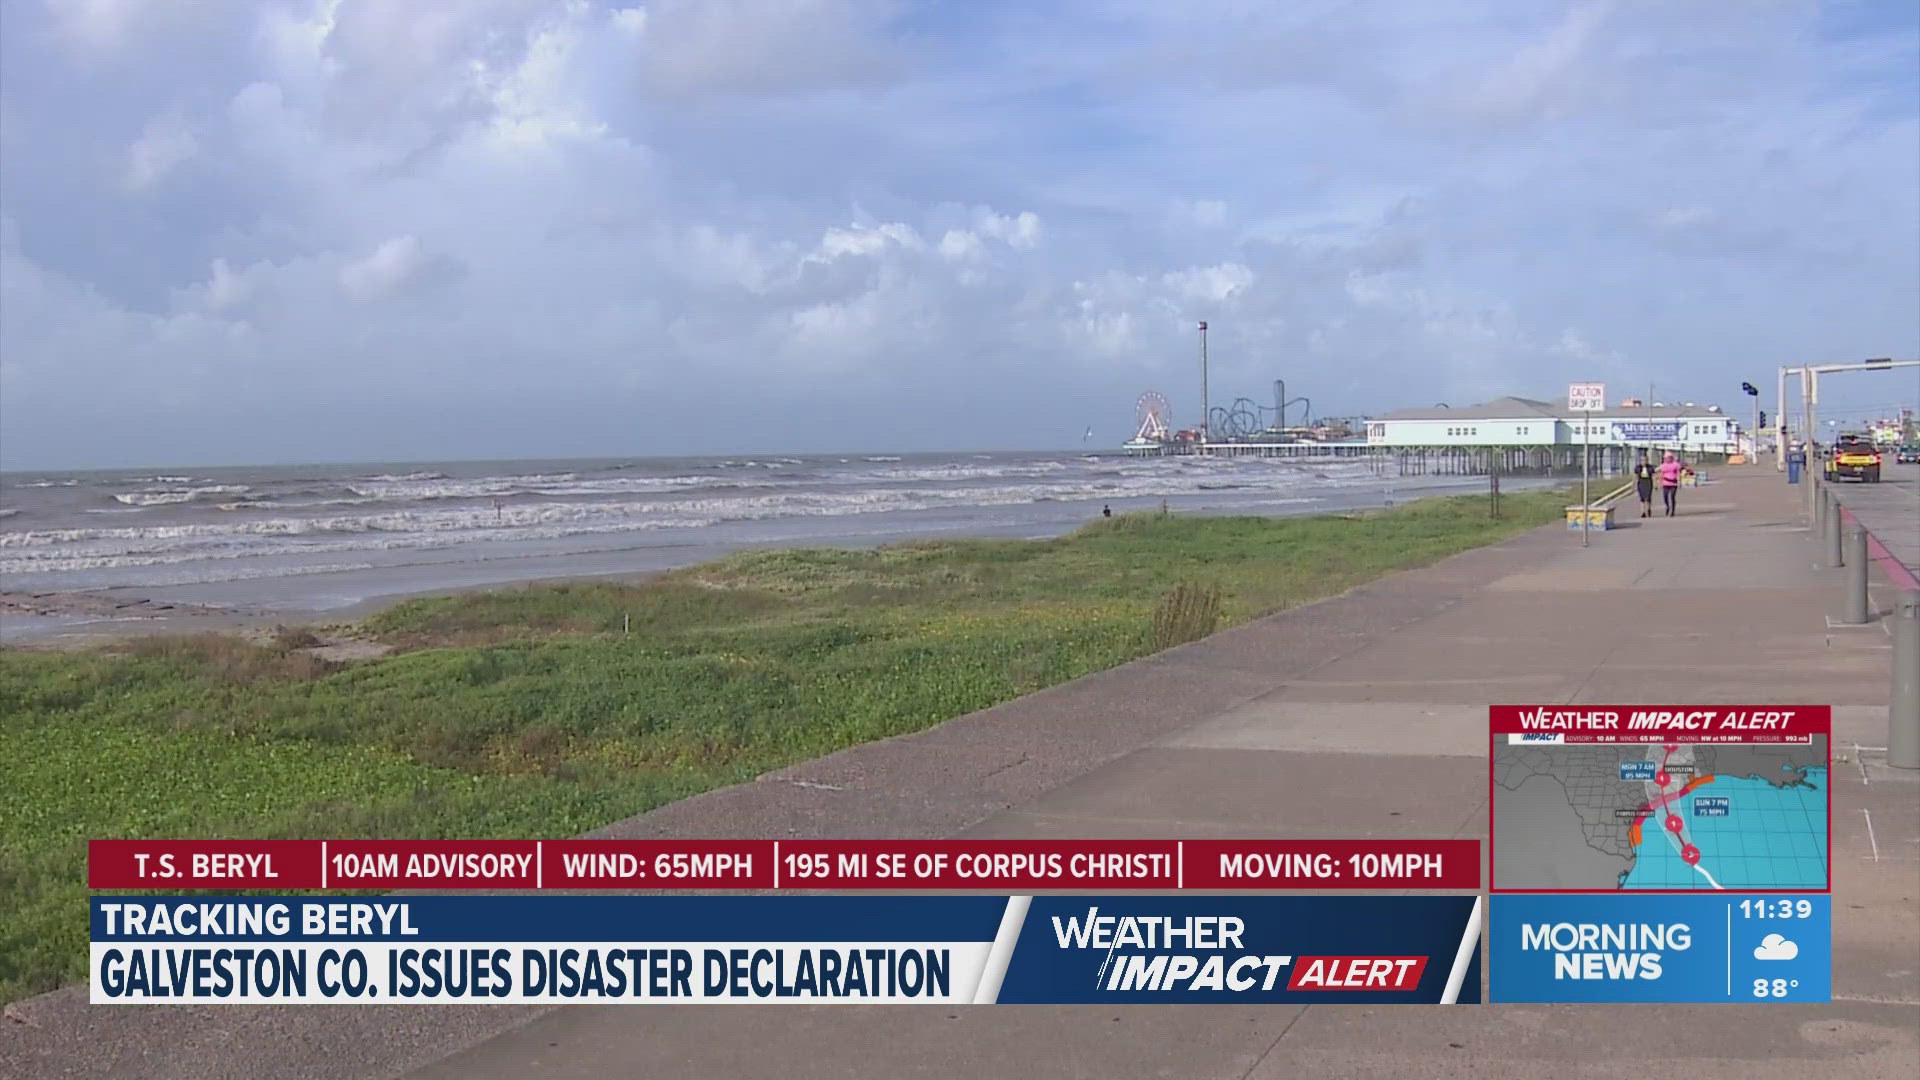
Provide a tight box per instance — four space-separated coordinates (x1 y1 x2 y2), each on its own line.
1 0 1916 469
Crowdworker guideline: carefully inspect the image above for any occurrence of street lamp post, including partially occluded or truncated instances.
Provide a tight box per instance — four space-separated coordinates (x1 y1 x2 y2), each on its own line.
1198 321 1210 447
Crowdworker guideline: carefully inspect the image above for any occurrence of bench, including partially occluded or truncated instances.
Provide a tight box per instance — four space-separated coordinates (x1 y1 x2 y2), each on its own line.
1566 481 1636 531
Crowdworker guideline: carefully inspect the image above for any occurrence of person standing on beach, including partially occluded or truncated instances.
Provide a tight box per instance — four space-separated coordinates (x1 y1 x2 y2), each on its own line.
1632 452 1656 518
1658 450 1683 517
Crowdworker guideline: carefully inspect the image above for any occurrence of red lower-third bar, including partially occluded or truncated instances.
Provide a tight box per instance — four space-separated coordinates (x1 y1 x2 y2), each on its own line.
1182 840 1480 889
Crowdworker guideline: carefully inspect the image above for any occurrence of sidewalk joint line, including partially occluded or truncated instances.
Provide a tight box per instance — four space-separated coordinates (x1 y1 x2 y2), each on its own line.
1862 809 1880 863
1239 1006 1312 1080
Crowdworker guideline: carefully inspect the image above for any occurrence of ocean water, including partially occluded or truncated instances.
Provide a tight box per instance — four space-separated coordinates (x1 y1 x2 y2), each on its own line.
1621 769 1828 890
0 450 1526 631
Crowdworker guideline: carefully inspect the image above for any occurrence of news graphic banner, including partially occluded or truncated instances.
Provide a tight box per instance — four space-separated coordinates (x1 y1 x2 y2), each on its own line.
89 895 1485 1005
1488 705 1832 1004
88 839 1480 892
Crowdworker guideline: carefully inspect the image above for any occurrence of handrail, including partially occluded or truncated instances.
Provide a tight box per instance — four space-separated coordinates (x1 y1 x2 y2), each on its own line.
1571 481 1635 509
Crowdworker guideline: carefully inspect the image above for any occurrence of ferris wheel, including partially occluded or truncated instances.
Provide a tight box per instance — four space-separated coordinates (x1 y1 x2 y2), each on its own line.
1135 391 1171 442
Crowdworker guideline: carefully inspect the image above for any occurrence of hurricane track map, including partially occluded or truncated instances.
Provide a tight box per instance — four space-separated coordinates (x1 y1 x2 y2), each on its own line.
1489 707 1829 892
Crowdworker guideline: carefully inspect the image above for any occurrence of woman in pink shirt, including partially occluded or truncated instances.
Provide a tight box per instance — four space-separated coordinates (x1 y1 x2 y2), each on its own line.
1658 451 1683 517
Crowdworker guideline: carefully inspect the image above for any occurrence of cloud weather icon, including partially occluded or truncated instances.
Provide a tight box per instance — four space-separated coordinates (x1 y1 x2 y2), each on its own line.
1754 934 1799 961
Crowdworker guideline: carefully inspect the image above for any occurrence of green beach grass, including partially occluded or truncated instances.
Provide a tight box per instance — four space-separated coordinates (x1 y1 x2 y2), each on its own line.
0 488 1567 1001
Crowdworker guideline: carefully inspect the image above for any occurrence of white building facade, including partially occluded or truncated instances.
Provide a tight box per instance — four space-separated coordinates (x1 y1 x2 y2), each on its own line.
1365 396 1738 453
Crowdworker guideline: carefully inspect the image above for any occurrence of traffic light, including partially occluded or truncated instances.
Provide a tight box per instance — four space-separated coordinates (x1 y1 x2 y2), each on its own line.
1759 410 1768 428
1740 381 1758 396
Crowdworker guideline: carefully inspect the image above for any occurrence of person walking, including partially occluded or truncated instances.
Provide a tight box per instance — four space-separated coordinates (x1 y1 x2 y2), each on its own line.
1632 451 1656 518
1657 450 1683 517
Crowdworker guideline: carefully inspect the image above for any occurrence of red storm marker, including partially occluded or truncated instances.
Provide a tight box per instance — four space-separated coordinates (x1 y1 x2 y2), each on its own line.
1665 815 1684 833
1655 770 1671 787
1680 845 1701 866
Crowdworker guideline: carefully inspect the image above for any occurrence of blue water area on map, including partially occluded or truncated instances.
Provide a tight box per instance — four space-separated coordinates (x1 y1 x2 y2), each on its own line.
1622 768 1827 889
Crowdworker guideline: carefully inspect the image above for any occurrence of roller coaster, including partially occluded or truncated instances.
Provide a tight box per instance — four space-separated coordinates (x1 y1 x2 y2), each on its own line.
1206 380 1314 441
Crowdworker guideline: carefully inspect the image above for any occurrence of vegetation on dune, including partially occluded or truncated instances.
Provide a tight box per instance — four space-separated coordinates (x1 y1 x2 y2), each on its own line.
0 487 1568 1001
1151 581 1224 650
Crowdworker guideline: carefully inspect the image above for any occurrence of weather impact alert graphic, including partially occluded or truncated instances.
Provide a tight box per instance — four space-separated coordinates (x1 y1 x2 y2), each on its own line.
1487 705 1832 1004
1489 705 1830 892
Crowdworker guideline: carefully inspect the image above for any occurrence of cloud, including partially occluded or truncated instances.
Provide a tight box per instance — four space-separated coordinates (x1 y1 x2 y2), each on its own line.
1754 934 1799 961
44 0 155 51
1174 200 1228 228
1163 264 1253 304
1442 1 1614 126
124 113 198 190
338 235 463 301
0 0 1915 468
974 209 1042 249
637 0 905 99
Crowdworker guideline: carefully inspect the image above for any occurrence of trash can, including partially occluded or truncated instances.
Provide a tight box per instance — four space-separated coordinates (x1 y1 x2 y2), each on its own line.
1787 450 1805 484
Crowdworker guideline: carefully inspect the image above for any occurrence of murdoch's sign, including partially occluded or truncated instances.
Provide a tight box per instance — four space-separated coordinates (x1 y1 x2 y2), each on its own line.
1610 421 1685 443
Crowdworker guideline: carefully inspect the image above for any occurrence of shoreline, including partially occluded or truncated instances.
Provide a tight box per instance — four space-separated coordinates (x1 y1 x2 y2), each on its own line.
0 567 676 650
0 480 1548 648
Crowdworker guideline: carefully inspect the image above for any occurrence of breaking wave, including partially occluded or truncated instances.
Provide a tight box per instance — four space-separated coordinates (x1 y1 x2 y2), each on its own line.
111 485 254 506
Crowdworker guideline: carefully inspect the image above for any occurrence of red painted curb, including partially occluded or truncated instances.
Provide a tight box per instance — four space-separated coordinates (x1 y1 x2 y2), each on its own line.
1839 507 1920 593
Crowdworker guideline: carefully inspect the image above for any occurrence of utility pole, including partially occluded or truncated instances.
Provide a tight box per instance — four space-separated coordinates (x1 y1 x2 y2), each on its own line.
1198 321 1210 447
1808 368 1819 453
1741 382 1760 463
1776 366 1788 470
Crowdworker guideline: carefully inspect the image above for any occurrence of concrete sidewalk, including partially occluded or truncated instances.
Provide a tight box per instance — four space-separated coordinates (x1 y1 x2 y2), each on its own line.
6 469 1916 1080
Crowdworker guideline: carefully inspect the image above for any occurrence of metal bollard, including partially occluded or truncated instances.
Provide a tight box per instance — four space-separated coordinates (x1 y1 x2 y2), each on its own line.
1824 494 1844 568
1811 475 1825 533
1892 591 1920 770
1844 526 1869 623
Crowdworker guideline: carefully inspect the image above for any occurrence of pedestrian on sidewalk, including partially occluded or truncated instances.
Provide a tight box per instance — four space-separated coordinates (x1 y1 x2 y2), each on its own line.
1658 450 1683 517
1633 451 1656 518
